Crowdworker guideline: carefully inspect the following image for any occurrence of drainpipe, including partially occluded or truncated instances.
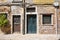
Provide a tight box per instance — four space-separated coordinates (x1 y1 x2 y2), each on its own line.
23 0 25 35
56 6 59 34
53 2 59 34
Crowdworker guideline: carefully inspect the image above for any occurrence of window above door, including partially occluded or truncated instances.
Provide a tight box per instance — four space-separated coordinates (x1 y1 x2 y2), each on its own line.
26 7 35 12
12 0 22 3
13 15 20 24
26 6 37 14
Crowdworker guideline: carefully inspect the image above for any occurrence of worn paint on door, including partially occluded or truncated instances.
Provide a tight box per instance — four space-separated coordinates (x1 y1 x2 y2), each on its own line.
27 15 37 34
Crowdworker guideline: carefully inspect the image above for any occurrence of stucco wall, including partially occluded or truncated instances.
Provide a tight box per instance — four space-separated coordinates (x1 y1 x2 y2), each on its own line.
0 5 59 40
57 7 60 34
0 5 57 34
37 5 57 34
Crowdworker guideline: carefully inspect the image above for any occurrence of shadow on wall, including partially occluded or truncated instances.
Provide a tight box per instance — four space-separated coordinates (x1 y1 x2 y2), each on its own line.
1 21 11 34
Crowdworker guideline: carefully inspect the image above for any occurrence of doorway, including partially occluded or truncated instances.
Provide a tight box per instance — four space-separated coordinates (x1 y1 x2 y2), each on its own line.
13 15 21 33
27 14 37 34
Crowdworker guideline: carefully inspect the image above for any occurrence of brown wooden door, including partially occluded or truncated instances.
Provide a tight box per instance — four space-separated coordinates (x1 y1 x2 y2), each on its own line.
13 15 20 33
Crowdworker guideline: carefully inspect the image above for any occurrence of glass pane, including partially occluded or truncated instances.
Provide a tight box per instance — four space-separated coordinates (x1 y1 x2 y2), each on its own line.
27 15 37 33
13 15 20 24
26 7 35 12
13 0 22 1
43 14 51 24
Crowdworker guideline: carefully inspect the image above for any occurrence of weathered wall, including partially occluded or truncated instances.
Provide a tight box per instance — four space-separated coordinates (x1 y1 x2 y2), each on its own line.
0 0 13 3
57 7 60 34
37 5 56 34
0 5 57 34
9 6 24 34
0 6 11 34
0 6 11 23
33 0 54 4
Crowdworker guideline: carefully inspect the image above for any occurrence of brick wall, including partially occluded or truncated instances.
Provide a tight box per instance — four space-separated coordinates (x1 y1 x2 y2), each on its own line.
37 5 56 34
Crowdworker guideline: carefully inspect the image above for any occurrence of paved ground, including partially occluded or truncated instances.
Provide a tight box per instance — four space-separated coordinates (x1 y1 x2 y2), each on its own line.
0 34 58 40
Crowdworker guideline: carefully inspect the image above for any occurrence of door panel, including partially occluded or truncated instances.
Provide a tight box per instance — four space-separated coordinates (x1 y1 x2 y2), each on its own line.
13 15 20 33
27 15 37 33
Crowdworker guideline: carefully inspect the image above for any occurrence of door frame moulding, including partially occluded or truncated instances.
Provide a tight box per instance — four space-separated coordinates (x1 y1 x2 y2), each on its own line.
25 14 38 35
25 6 38 35
11 14 22 34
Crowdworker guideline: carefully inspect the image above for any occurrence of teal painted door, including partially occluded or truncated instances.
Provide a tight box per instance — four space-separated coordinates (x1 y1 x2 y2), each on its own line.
27 15 37 33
